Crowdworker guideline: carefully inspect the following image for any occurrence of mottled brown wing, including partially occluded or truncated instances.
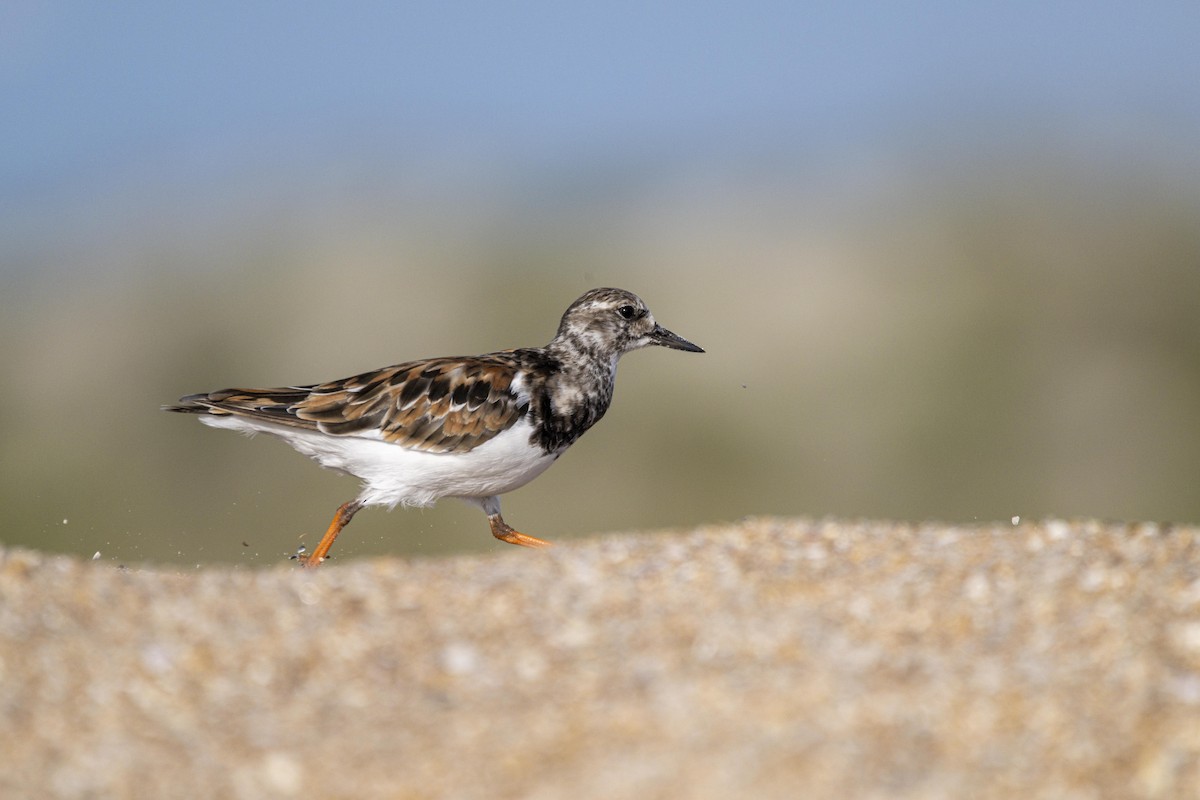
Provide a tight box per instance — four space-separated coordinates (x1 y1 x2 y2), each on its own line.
174 355 530 454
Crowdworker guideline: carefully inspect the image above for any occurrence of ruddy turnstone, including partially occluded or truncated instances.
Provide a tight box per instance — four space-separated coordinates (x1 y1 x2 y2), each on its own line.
166 287 703 566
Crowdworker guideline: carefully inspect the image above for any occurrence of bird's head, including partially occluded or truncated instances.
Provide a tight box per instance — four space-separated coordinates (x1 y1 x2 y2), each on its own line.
553 288 704 360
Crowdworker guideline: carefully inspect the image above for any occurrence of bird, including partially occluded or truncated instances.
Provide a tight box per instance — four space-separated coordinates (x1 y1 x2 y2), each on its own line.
165 287 703 566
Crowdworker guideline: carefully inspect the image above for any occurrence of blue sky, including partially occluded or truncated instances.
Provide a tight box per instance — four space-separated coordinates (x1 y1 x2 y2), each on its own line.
4 2 1199 213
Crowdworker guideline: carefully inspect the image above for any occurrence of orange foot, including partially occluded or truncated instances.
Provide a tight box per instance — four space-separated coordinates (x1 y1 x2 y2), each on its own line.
488 514 553 548
295 500 362 568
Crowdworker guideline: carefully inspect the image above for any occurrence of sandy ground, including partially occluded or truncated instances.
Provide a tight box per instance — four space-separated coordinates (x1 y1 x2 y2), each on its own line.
2 518 1198 799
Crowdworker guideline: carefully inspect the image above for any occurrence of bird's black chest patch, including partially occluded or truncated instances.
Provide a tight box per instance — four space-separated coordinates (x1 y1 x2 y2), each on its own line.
521 351 614 454
533 392 609 452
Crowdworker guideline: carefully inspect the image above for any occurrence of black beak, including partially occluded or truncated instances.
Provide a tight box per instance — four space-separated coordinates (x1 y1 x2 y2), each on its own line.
649 324 704 353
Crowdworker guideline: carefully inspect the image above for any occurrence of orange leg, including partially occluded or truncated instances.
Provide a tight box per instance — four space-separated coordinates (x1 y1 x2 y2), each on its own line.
488 513 553 549
300 500 362 568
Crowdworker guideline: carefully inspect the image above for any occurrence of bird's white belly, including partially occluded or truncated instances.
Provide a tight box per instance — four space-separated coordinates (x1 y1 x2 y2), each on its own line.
199 415 558 508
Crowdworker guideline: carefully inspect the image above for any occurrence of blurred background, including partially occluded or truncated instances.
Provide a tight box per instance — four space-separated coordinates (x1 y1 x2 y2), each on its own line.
3 3 1198 565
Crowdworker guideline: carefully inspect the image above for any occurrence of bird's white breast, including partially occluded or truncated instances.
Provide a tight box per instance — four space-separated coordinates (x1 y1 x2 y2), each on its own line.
198 415 558 509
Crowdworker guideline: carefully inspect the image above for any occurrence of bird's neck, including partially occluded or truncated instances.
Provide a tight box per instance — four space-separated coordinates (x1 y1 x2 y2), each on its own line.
546 334 619 399
531 336 621 452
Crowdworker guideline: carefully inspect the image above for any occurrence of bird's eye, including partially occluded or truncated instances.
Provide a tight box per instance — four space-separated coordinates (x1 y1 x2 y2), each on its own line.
617 305 637 320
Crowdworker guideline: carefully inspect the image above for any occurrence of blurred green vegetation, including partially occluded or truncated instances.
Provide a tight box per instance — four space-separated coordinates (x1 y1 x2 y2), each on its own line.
3 144 1198 565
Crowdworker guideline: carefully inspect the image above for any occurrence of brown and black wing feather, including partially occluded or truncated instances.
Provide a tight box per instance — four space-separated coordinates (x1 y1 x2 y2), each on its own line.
166 354 531 454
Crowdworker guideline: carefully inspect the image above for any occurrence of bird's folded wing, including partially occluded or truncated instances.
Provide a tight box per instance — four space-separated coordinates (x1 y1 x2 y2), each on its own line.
174 356 530 454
